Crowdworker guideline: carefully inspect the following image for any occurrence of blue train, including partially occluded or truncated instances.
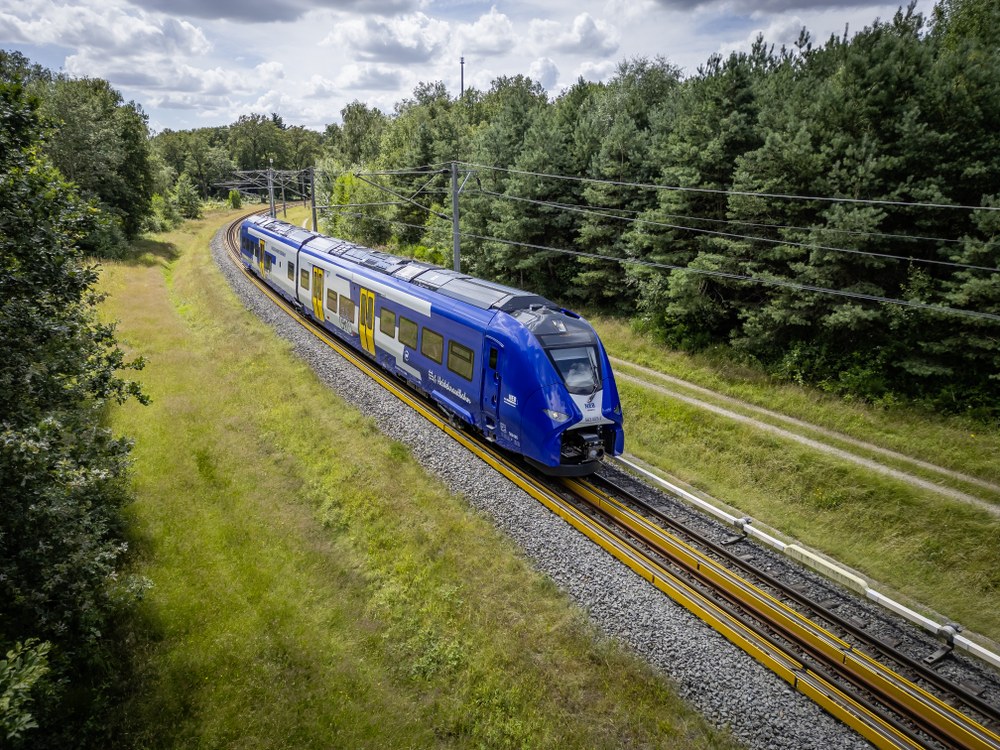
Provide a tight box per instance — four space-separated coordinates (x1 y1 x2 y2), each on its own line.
239 215 624 475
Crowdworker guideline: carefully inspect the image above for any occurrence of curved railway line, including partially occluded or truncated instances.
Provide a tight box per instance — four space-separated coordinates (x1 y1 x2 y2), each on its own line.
223 214 1000 749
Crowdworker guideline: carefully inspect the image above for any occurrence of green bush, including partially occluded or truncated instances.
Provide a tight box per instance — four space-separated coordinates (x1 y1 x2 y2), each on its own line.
1 52 146 748
0 640 51 744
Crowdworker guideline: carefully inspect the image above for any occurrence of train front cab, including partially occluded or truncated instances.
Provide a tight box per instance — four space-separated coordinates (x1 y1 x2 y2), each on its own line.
521 341 624 477
485 311 623 477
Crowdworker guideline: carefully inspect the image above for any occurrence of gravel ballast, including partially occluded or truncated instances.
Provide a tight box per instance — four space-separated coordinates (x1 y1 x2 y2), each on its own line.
212 227 872 750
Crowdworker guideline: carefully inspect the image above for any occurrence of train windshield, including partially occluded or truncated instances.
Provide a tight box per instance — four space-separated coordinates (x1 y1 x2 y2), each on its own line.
548 346 601 395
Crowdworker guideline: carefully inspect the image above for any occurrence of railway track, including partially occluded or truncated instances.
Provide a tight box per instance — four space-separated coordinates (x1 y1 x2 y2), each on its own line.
564 473 1000 750
223 214 1000 749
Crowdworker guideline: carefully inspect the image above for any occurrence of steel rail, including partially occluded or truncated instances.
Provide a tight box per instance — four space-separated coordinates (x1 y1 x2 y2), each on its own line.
589 472 1000 727
566 477 1000 750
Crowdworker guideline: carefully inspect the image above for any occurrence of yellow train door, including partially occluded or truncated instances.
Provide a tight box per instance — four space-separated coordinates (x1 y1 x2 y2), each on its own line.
359 288 376 356
311 266 324 319
257 239 266 276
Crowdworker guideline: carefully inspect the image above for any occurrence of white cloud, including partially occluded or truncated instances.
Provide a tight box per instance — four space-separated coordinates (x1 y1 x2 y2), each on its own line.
718 13 807 56
0 3 209 55
305 74 338 98
652 0 885 10
322 12 449 64
456 6 515 56
529 57 559 91
530 13 619 57
123 0 417 23
255 61 286 83
603 0 660 20
577 59 618 82
335 63 405 90
64 52 256 98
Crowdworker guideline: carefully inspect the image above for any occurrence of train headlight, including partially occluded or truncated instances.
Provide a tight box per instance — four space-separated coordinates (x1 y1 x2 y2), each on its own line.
543 408 570 423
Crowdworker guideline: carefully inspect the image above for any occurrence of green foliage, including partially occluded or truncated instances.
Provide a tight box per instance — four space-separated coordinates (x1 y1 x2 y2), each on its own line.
321 168 393 246
172 172 201 218
709 6 1000 414
227 189 242 209
0 640 51 744
0 53 145 748
35 75 154 250
325 100 387 169
143 193 182 233
228 112 288 169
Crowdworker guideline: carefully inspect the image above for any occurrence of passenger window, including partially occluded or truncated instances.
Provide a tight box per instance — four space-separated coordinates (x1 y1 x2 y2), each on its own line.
264 254 272 272
399 317 418 349
326 290 337 313
380 308 396 337
339 294 355 323
300 268 310 289
448 341 474 380
489 348 498 370
288 262 295 281
421 328 444 364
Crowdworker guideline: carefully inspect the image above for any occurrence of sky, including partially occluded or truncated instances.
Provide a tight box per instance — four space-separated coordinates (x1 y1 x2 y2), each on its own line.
1 0 935 134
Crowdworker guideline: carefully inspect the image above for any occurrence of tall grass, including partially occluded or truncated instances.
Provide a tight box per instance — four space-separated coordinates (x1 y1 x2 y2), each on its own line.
100 212 738 749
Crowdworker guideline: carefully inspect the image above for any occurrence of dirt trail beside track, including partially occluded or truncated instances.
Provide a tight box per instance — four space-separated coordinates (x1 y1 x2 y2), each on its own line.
612 357 1000 518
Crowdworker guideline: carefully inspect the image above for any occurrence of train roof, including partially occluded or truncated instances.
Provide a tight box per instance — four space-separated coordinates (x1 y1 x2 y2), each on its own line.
248 215 553 314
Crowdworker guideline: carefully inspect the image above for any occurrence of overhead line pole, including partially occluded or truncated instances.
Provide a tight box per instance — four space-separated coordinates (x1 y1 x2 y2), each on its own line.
310 167 318 231
267 160 275 218
451 161 461 272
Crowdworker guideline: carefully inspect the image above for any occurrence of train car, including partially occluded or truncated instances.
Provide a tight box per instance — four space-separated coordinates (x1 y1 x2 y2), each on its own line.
239 214 624 476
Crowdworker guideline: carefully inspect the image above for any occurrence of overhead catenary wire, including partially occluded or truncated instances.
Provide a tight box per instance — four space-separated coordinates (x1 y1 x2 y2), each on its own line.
458 161 1000 213
458 231 1000 322
355 163 451 177
472 189 964 245
321 197 1000 322
353 172 450 221
332 164 1000 321
472 188 1000 274
322 200 407 210
318 208 443 238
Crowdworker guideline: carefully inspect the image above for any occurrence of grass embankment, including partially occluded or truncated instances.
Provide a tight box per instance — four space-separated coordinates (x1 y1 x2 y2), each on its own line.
100 212 738 749
590 317 1000 643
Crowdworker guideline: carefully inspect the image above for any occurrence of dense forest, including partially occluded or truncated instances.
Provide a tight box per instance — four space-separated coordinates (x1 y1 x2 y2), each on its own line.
0 0 998 744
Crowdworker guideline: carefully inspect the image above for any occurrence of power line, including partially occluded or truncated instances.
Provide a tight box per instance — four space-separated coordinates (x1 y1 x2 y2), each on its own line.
473 189 963 245
337 163 1000 320
458 161 1000 213
353 173 449 221
459 231 1000 322
318 208 439 237
323 200 406 210
355 163 450 177
472 188 1000 274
